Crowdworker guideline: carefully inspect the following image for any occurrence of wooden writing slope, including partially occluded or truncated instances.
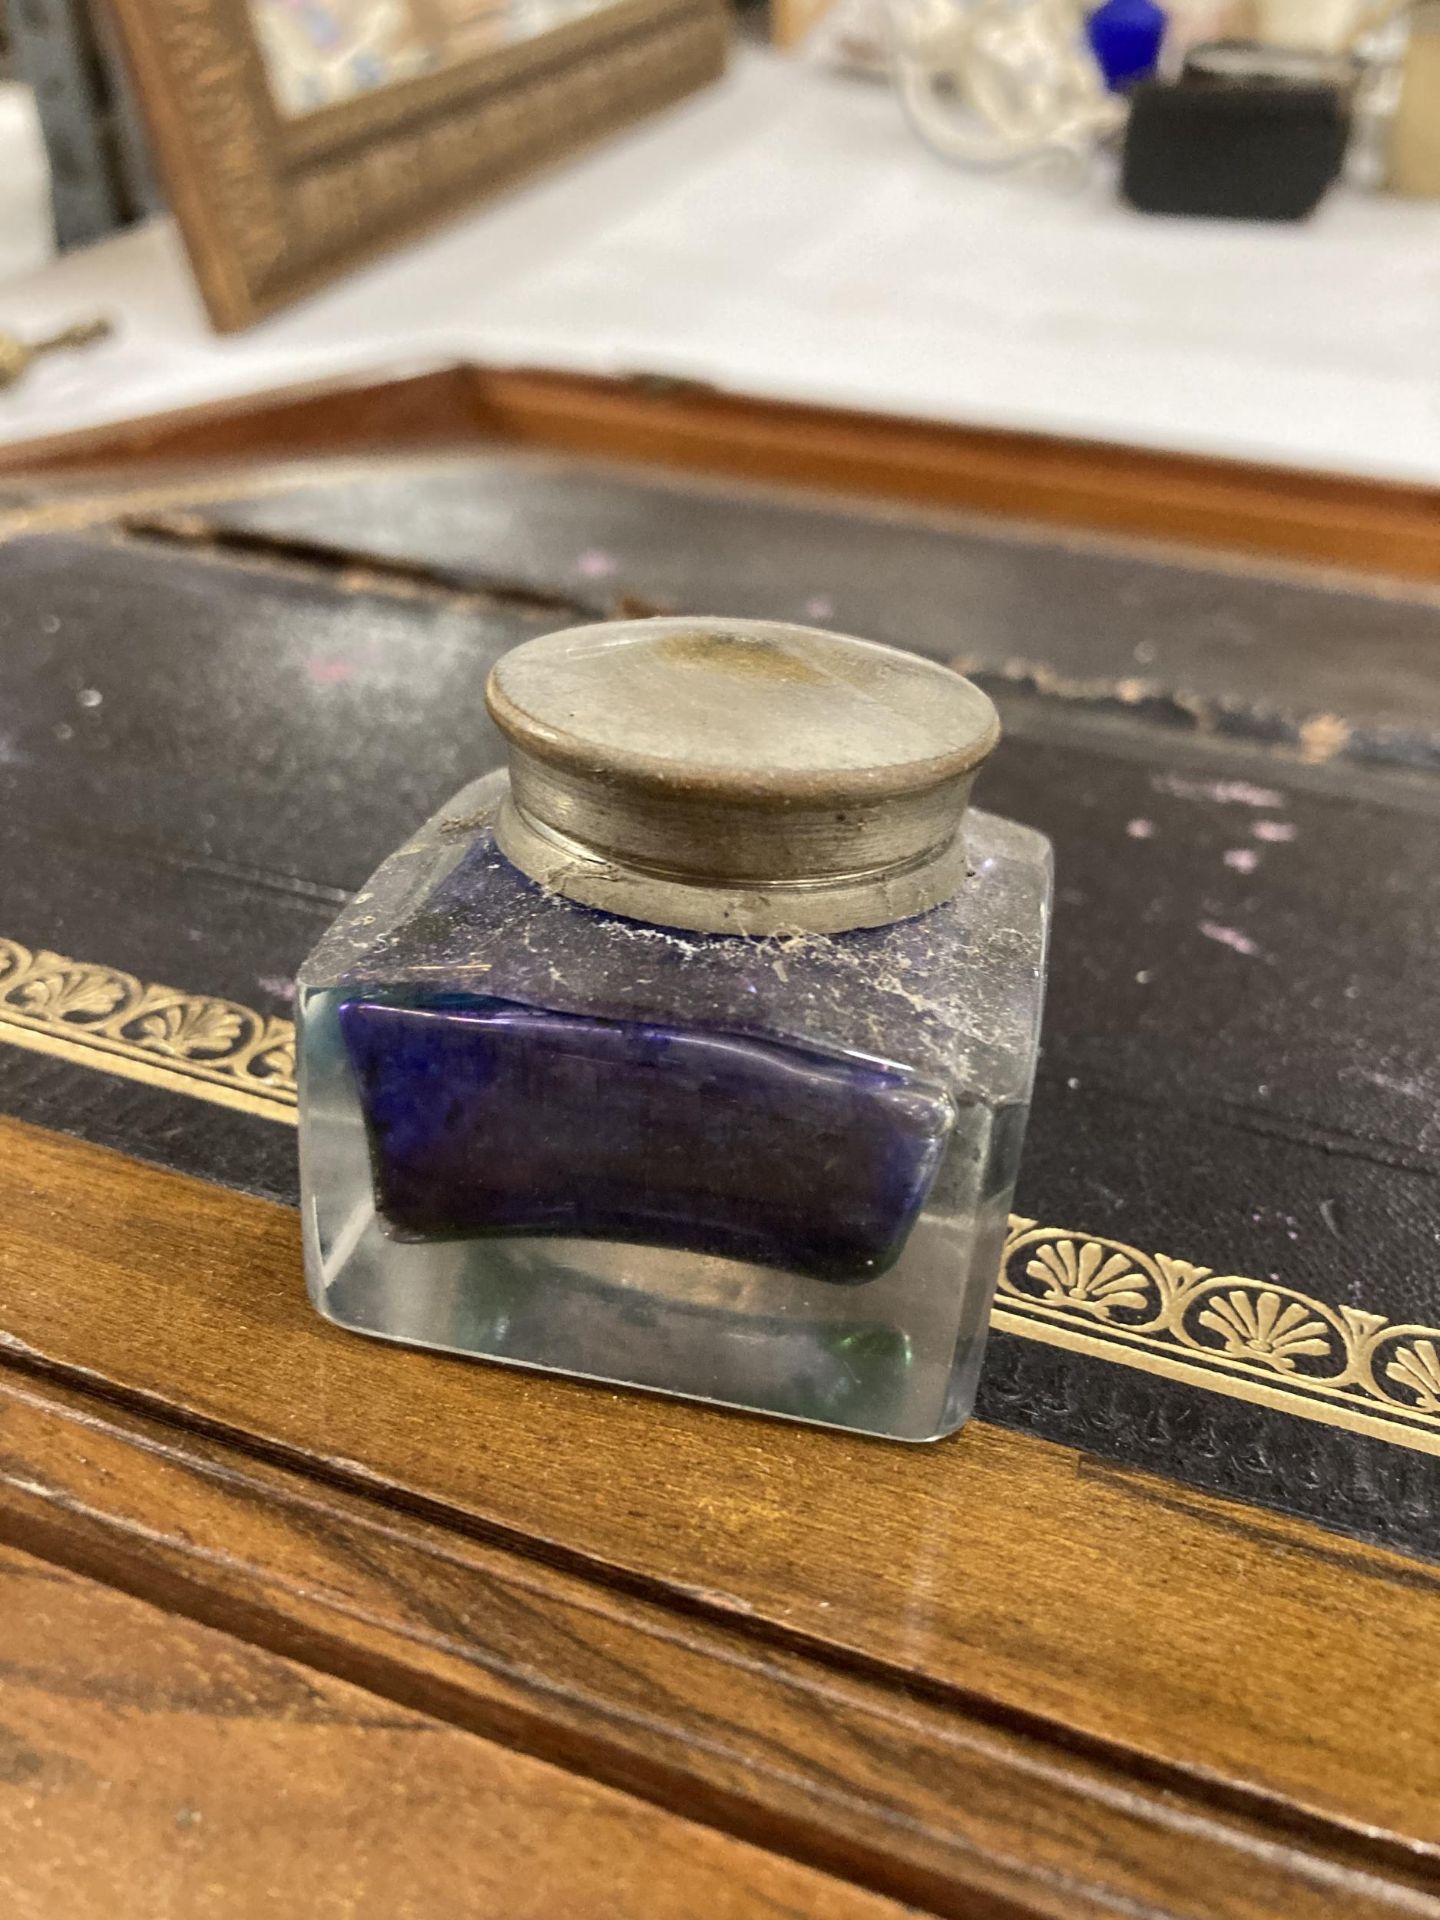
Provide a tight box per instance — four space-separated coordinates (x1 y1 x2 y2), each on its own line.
1 381 1439 1918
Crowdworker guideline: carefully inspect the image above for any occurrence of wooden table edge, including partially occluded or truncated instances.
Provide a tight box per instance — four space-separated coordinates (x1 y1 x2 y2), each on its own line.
2 1113 1438 1920
3 362 1440 584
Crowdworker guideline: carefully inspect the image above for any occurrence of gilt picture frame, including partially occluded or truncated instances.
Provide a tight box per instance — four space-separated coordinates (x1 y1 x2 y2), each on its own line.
102 0 729 329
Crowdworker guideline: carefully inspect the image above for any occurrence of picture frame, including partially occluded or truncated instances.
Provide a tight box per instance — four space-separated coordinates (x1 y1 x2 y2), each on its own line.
102 0 729 329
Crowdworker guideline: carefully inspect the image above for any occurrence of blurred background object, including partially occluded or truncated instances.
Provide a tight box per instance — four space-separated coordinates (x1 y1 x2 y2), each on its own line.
4 0 121 250
1085 0 1166 89
1122 42 1353 218
2 0 158 253
0 55 54 275
1254 0 1369 47
1157 0 1248 66
890 0 1124 173
0 309 110 386
793 0 889 73
1388 0 1440 192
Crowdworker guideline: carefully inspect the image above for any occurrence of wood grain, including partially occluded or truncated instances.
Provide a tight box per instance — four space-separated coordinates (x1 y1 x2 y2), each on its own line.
2 1368 1430 1920
4 364 1440 581
1 1113 1437 1876
0 1541 913 1920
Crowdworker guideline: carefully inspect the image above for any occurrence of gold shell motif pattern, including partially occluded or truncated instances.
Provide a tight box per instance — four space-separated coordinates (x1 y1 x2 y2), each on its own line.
997 1221 1440 1457
0 939 296 1120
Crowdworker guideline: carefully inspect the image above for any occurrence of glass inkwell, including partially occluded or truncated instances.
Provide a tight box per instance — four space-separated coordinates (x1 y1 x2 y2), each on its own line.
297 617 1051 1441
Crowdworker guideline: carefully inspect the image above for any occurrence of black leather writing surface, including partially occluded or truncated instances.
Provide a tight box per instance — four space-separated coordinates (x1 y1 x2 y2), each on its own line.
2 455 1438 1555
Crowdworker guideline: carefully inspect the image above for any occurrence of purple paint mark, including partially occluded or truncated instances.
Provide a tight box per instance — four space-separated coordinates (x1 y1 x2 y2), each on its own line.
1126 818 1155 840
308 659 355 685
1224 848 1260 874
1154 775 1283 809
576 549 619 580
1199 921 1264 958
804 596 835 621
1252 820 1297 844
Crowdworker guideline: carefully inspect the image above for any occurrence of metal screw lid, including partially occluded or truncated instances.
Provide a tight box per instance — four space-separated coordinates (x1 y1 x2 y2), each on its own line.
484 616 1000 935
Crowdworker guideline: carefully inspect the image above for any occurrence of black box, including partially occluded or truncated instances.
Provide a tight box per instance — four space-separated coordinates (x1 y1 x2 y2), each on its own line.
1122 79 1349 221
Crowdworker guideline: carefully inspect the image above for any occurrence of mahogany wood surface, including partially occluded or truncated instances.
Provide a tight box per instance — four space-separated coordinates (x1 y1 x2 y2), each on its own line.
0 1541 913 1920
4 363 1440 582
1 1368 1409 1920
1 1112 1437 1918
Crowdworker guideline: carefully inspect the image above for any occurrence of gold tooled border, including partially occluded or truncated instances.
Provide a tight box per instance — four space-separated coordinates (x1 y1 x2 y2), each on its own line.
5 938 1440 1459
0 939 296 1124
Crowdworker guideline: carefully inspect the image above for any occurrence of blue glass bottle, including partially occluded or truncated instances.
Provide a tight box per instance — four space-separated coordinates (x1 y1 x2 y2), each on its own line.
297 618 1051 1440
1087 0 1167 90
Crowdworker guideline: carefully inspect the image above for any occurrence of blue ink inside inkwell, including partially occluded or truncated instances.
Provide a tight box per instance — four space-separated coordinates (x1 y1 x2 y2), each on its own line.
339 993 954 1282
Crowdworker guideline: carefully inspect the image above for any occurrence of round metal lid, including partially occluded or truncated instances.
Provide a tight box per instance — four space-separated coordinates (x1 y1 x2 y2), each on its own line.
484 616 1000 935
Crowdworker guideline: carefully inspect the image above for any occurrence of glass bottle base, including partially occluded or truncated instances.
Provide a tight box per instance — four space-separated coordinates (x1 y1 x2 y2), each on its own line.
305 1209 1005 1443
